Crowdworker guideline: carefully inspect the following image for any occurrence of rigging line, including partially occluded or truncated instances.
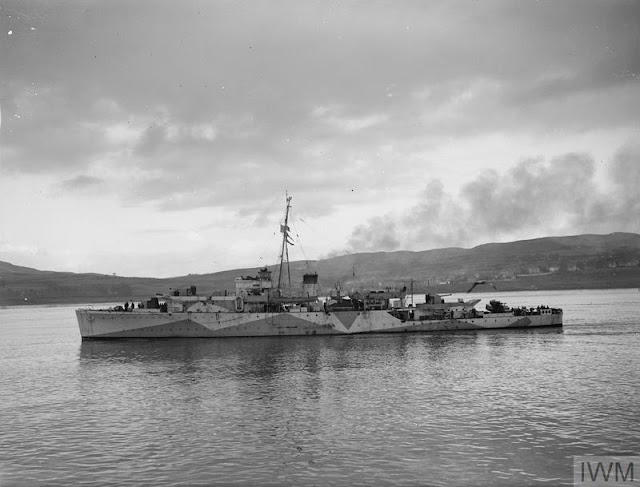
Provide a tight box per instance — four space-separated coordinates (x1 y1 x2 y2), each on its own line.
289 209 310 267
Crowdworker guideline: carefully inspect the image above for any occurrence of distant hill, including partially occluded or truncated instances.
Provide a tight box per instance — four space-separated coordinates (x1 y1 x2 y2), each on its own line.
1 232 639 305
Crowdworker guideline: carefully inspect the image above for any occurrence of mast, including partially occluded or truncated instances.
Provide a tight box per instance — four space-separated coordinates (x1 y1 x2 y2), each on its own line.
277 195 293 291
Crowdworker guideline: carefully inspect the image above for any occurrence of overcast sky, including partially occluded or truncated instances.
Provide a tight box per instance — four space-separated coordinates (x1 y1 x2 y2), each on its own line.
1 0 639 277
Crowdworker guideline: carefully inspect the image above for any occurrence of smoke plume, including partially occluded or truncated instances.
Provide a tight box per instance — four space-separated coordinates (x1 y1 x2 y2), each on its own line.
347 146 640 253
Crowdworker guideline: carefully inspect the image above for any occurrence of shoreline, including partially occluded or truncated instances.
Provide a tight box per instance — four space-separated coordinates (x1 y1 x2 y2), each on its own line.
2 284 637 308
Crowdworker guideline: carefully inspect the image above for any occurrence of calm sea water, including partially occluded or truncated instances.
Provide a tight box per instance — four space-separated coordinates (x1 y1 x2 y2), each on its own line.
1 289 639 486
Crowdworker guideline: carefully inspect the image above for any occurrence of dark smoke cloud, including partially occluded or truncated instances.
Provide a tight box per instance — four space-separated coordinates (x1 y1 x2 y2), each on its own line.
348 217 400 252
607 144 640 226
347 146 640 253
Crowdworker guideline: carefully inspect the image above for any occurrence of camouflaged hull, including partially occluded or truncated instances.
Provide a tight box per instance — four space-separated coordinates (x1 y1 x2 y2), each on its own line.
76 307 563 339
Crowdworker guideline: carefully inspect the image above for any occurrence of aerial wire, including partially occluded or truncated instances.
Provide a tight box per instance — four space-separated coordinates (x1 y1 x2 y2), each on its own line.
289 207 311 269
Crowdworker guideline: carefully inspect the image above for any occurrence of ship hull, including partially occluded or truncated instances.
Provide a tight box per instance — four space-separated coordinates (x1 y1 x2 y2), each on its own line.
76 308 563 339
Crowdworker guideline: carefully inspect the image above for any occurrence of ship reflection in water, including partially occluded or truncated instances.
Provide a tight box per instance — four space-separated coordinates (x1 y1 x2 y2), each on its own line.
74 324 629 486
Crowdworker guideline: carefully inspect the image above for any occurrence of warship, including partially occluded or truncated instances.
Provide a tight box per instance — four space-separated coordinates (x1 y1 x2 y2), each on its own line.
76 196 563 339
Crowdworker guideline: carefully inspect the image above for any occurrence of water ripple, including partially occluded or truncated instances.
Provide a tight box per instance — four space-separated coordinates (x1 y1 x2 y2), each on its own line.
1 291 639 485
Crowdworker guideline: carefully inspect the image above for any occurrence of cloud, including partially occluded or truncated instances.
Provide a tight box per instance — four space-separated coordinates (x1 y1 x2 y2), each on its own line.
0 238 49 270
0 240 41 256
348 217 400 252
57 175 104 193
346 146 640 253
3 1 637 154
2 1 640 276
2 2 637 179
607 144 640 226
311 104 387 133
0 84 112 173
134 118 218 157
